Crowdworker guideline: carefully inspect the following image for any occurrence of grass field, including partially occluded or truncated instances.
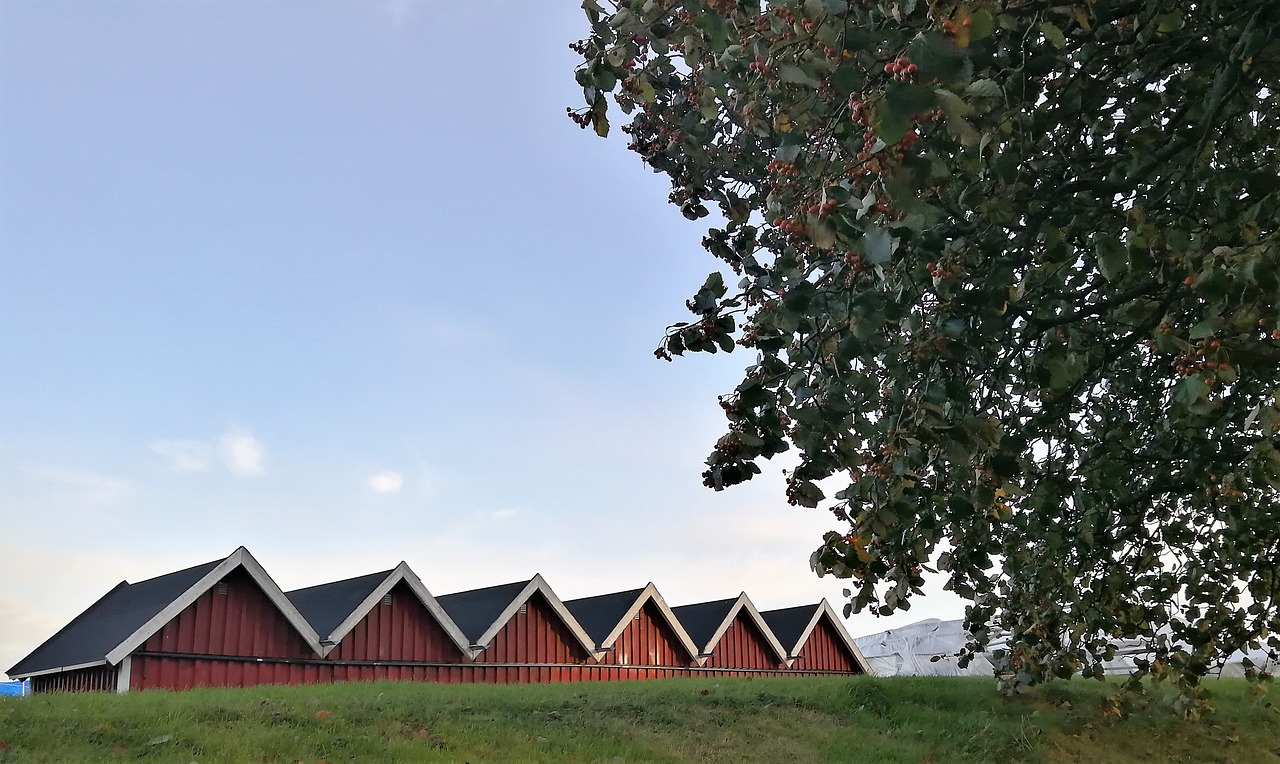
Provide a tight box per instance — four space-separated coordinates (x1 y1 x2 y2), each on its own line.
0 676 1277 763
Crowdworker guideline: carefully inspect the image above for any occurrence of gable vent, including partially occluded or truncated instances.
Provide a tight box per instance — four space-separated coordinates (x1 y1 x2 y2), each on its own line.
518 603 528 615
382 593 393 606
216 581 229 596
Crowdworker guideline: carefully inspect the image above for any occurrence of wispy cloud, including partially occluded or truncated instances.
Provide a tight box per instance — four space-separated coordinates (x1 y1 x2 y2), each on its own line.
491 507 521 521
368 471 404 494
219 430 265 477
149 439 213 472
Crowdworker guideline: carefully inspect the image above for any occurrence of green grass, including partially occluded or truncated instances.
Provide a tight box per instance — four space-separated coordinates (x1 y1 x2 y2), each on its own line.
0 676 1277 763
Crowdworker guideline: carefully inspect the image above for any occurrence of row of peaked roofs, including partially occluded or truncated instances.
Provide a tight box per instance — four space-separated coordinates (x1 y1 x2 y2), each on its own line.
10 547 872 693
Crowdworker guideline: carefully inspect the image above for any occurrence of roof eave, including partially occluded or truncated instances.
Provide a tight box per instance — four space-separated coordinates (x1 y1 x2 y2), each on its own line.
472 575 602 662
8 659 110 680
104 547 325 666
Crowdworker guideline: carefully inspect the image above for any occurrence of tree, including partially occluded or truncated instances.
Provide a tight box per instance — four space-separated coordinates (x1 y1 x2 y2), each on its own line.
571 0 1280 709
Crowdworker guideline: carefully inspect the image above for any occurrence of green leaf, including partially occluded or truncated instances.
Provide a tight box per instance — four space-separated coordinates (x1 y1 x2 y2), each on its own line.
1173 376 1209 407
907 33 969 83
1189 319 1222 340
860 226 897 265
830 65 861 96
779 65 820 87
1155 11 1183 33
1095 237 1126 281
873 102 911 145
1039 22 1066 49
965 79 1002 99
933 88 972 117
885 84 936 119
969 10 995 40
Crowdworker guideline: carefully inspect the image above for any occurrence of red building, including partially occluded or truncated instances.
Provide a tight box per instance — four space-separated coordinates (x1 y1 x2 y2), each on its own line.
671 594 791 672
564 583 701 679
761 601 870 674
9 548 870 692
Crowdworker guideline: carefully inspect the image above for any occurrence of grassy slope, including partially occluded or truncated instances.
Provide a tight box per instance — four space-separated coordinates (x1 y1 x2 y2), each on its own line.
0 676 1276 763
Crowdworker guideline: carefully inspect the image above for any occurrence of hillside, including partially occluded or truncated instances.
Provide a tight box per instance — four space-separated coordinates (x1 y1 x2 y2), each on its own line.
0 676 1276 763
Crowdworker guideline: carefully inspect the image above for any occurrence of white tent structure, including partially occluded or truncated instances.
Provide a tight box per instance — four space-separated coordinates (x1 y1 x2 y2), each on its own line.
854 617 1276 678
854 618 998 677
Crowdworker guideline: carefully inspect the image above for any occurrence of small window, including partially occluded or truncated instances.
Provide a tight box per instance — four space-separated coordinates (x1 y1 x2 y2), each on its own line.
216 581 229 596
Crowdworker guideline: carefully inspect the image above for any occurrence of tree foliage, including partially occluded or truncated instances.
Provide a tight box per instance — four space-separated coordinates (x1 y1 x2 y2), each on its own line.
572 0 1280 708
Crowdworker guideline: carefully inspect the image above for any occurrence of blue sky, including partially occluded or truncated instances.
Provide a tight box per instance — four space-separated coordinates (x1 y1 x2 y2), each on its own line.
0 1 964 677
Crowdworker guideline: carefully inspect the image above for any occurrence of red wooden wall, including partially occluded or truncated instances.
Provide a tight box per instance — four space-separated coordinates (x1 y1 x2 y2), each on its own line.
473 592 590 665
30 569 866 692
791 617 860 673
326 581 466 664
701 613 781 670
599 602 692 670
131 568 316 690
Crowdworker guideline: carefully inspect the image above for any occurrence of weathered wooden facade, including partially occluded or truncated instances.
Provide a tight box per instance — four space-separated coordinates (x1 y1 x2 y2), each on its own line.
761 601 871 675
565 583 701 680
9 548 871 692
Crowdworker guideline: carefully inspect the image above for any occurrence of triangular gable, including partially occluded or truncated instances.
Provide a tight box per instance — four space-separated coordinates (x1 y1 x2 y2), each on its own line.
297 562 471 659
288 569 393 640
564 588 645 646
104 547 325 665
8 559 222 679
438 575 598 660
565 583 702 666
673 593 791 666
765 600 871 673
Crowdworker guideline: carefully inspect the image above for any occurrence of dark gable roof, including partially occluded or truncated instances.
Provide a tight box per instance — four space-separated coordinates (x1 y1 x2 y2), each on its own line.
286 570 394 639
563 588 645 646
436 580 531 644
8 558 223 678
671 597 739 650
760 603 820 653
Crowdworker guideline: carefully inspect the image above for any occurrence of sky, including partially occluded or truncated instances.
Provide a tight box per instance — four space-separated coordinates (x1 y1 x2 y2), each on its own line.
0 0 966 679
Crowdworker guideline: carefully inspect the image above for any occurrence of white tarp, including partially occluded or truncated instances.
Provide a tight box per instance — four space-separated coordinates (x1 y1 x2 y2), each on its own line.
854 617 1276 678
853 618 999 677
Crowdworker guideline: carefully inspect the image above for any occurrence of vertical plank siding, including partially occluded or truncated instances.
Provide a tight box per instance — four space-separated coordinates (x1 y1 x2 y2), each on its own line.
139 569 314 661
474 593 589 666
702 614 782 670
599 602 693 673
22 559 867 692
327 582 466 664
792 618 860 673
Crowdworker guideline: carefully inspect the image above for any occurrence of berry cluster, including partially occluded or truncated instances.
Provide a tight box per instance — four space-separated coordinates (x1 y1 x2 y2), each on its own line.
565 107 592 129
926 260 956 279
778 218 807 235
1172 337 1230 379
712 435 742 457
848 95 871 126
766 159 800 175
884 57 918 82
805 199 839 218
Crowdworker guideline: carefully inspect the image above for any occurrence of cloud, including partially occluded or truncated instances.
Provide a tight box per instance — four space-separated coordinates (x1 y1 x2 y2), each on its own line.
368 471 404 494
149 439 213 472
491 507 521 521
220 430 265 477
